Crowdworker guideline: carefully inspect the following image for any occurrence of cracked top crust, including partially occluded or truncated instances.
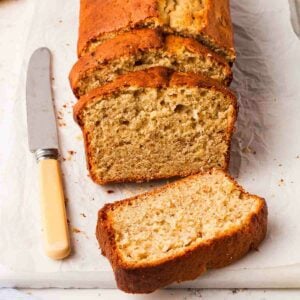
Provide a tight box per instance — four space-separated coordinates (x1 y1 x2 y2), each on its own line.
78 0 235 61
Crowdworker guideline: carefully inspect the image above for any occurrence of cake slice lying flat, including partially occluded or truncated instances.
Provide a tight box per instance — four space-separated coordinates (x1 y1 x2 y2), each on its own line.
97 169 268 293
73 67 237 184
70 29 232 97
78 0 235 61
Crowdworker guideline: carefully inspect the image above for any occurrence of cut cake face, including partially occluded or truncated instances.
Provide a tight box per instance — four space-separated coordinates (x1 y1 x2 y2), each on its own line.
74 68 237 184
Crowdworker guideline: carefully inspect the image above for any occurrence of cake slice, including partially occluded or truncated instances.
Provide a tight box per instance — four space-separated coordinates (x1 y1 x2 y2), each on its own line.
70 29 232 98
78 0 235 61
97 169 268 293
73 67 237 184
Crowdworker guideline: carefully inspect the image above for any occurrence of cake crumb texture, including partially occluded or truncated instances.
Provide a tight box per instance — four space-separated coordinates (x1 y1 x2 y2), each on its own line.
97 169 267 293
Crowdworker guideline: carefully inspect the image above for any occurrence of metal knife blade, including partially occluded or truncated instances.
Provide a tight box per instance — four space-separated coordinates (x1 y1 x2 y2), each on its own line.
289 0 300 39
26 47 59 152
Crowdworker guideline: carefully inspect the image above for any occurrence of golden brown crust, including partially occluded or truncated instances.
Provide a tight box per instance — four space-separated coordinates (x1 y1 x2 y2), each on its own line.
202 0 235 59
70 29 232 98
165 35 229 68
73 67 237 185
78 0 159 56
78 0 235 61
96 170 268 293
70 29 164 97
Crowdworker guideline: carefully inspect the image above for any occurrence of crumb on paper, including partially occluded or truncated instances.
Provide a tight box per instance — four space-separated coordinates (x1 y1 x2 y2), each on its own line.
80 213 86 218
242 146 256 155
72 227 89 239
278 163 282 167
278 179 285 186
242 147 251 153
59 20 62 23
72 227 82 234
58 121 66 127
64 150 77 161
66 43 70 46
107 190 114 194
76 134 83 141
297 155 300 159
63 104 67 108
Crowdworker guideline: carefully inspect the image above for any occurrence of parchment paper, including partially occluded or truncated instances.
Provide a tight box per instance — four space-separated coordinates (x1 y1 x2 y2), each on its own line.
1 0 300 288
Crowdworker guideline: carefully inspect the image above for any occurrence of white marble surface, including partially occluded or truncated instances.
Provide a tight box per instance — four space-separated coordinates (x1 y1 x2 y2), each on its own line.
1 0 300 298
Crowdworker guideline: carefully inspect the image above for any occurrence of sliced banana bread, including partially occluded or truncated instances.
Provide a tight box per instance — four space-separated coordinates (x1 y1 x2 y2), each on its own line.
78 0 235 61
97 169 268 293
70 29 232 98
73 67 237 184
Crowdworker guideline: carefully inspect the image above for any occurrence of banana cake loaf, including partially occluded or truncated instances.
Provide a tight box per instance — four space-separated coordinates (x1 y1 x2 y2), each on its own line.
70 29 232 98
73 67 237 184
97 169 268 293
78 0 235 62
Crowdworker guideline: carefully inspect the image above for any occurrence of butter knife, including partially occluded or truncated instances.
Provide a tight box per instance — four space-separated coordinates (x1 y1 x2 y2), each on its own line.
26 47 71 259
289 0 300 38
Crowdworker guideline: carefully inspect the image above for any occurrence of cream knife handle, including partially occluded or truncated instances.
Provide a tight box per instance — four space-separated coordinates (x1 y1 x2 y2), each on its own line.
38 156 71 259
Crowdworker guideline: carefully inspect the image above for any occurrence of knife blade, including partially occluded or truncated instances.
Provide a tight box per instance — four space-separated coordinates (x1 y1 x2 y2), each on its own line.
26 47 58 152
26 47 71 260
289 0 300 39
